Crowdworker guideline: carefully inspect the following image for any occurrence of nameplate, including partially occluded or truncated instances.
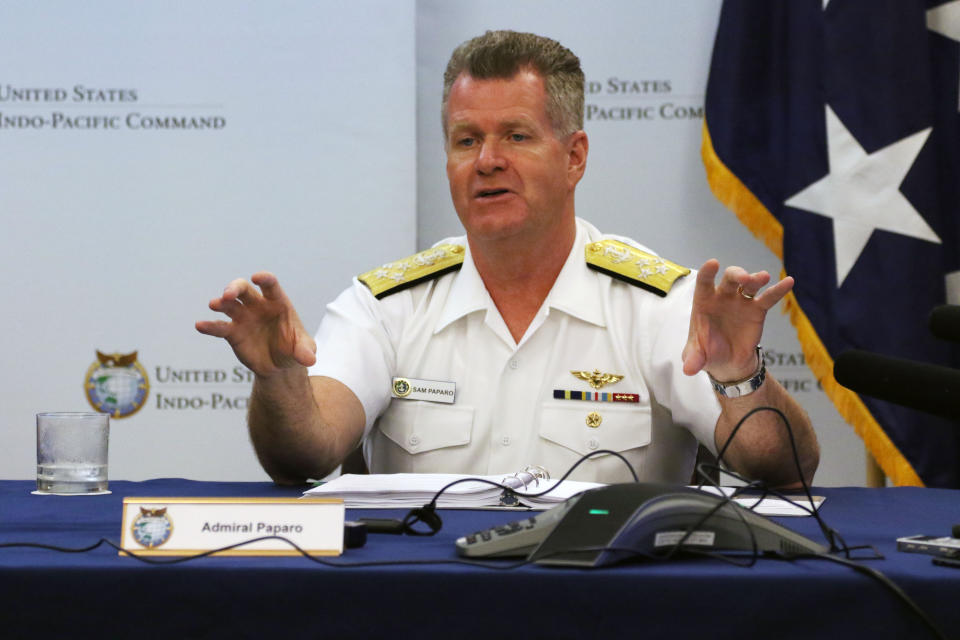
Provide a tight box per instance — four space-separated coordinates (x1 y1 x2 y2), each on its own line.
391 376 456 403
119 497 344 557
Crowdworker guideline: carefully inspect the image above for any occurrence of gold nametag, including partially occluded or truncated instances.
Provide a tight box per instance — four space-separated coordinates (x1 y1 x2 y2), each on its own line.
119 497 344 557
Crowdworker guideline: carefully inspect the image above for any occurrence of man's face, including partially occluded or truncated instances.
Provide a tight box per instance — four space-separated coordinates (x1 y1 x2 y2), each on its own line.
445 69 587 243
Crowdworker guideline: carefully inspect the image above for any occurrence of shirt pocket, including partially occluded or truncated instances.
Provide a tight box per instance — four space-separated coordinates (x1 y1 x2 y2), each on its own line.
539 403 652 457
378 401 474 454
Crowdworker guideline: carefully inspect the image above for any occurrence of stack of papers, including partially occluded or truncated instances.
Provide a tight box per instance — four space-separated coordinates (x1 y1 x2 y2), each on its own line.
303 473 603 509
303 474 825 516
697 486 825 517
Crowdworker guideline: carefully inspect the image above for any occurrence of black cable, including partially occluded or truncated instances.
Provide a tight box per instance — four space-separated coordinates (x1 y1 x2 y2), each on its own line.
651 485 762 567
701 405 847 553
685 404 943 637
672 405 812 566
515 540 948 638
400 448 640 535
711 405 815 515
0 539 109 554
785 552 949 640
700 463 846 549
0 535 534 570
702 464 876 560
432 448 639 507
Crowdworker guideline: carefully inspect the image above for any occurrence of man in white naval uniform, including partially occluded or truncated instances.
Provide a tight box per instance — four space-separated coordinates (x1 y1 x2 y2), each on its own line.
197 31 819 487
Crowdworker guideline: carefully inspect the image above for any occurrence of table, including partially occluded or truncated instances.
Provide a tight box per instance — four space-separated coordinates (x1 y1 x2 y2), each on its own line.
2 479 960 639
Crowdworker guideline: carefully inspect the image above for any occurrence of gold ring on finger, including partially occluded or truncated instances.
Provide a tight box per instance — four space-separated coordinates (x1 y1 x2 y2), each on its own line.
737 285 755 300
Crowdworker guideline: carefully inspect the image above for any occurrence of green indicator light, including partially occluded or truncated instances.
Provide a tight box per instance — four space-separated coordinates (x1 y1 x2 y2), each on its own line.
588 509 610 515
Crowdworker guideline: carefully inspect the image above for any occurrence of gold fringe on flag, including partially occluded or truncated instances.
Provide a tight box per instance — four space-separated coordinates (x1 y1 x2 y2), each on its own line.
701 120 923 487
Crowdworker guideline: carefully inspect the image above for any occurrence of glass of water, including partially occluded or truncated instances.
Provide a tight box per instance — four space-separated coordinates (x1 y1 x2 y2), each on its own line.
36 412 109 494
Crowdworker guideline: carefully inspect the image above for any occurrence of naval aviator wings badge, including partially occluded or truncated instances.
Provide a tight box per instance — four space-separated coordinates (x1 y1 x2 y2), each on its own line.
571 369 623 389
553 369 639 403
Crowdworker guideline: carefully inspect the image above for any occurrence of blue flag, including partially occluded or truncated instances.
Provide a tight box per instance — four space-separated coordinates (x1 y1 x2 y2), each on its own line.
703 0 960 487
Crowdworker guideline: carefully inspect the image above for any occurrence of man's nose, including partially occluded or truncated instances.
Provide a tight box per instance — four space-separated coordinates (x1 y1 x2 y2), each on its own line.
475 140 507 174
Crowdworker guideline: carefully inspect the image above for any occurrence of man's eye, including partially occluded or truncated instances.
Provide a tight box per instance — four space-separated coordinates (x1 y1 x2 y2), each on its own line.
510 133 527 142
457 137 475 147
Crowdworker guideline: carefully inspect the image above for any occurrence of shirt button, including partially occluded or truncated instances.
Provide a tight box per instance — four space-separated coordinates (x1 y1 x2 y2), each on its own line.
501 436 511 446
587 438 600 450
508 359 519 370
408 435 421 447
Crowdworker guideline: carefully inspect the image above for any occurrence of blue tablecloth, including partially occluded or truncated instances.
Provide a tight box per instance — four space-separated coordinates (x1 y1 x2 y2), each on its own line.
2 479 960 639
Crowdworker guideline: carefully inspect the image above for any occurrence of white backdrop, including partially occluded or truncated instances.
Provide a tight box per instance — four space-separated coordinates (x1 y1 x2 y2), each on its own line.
0 0 865 485
0 0 417 481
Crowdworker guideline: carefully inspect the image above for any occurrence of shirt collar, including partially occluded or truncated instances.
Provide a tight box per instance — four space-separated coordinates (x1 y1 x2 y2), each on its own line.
543 218 606 327
435 240 489 333
434 218 606 334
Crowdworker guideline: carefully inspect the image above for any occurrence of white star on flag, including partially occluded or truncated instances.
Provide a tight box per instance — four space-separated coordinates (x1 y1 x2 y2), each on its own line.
928 0 960 112
785 105 940 286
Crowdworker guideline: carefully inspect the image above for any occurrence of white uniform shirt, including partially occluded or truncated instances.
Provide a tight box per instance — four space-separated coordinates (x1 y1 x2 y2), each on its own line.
309 218 721 483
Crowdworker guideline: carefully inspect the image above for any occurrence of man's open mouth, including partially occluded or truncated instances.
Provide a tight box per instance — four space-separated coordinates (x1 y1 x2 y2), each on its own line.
477 189 509 198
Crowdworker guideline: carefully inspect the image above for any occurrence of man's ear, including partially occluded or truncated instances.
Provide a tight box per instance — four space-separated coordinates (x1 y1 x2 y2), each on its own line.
567 130 589 188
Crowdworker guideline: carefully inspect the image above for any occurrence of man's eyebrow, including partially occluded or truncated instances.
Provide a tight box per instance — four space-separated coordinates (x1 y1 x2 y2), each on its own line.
497 119 540 133
447 122 475 135
448 117 539 134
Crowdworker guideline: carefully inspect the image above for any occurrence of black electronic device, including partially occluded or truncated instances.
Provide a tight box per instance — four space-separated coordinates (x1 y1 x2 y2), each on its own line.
343 521 368 548
456 483 828 567
833 349 960 422
897 534 960 558
929 305 960 344
932 556 960 569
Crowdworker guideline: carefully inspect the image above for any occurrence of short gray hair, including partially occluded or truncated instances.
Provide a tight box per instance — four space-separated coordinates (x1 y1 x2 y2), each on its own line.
442 30 584 138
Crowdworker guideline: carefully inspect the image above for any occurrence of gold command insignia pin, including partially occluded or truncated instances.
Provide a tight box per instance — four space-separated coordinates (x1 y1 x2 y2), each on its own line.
586 412 603 428
392 378 412 397
571 369 624 390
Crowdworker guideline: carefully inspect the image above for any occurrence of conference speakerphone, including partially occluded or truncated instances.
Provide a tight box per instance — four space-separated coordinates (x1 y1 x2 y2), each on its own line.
456 483 827 567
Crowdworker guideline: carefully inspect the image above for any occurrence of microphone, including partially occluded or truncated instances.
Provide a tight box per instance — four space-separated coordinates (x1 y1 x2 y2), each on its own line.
833 350 960 422
929 305 960 343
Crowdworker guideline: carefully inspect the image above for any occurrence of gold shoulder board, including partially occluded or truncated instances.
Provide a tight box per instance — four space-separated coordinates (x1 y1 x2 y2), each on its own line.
585 239 690 297
358 243 465 299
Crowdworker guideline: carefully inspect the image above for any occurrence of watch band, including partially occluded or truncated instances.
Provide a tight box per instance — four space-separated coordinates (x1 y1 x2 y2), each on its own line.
709 346 766 398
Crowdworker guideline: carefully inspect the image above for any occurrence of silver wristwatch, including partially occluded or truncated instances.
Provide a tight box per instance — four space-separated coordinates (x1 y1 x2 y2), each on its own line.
708 346 766 398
